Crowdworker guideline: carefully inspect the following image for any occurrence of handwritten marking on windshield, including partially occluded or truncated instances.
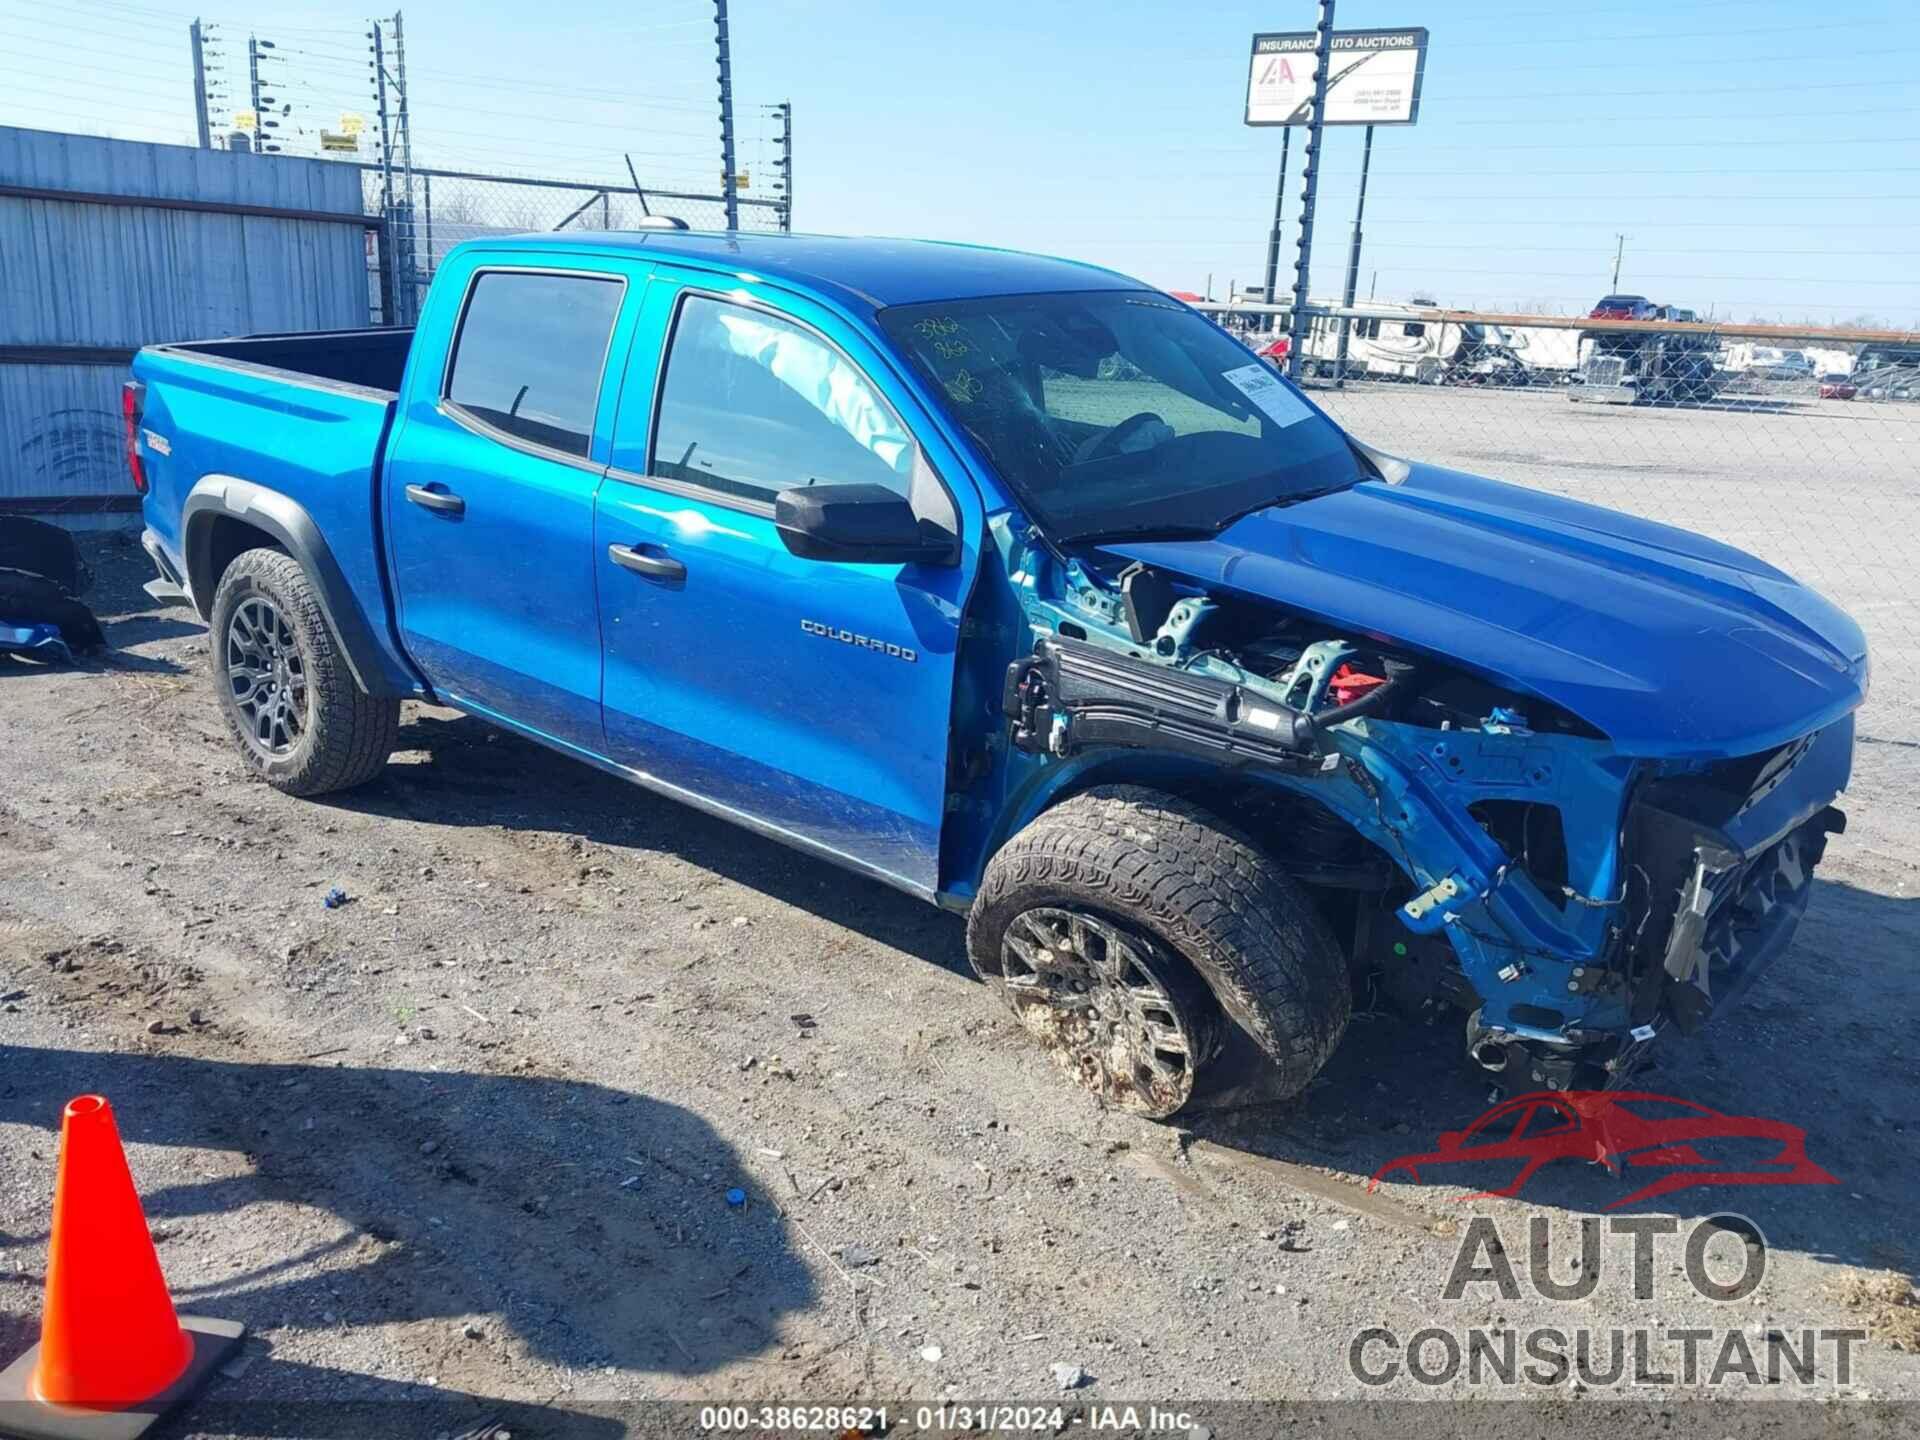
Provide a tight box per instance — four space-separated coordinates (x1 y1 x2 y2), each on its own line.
944 370 985 405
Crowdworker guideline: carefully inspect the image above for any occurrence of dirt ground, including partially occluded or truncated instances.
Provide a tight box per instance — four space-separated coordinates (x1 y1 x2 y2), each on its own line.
4 529 1919 1436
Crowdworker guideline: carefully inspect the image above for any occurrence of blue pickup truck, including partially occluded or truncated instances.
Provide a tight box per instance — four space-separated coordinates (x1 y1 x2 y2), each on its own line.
128 229 1867 1117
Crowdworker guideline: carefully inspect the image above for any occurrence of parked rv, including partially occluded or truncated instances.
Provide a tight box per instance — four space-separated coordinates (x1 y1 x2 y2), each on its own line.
1295 304 1529 386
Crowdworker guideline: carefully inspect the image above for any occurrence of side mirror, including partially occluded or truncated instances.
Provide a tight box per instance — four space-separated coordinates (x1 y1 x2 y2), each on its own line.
773 482 956 565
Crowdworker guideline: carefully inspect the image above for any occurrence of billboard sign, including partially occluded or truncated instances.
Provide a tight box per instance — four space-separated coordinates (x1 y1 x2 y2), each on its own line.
1246 28 1429 127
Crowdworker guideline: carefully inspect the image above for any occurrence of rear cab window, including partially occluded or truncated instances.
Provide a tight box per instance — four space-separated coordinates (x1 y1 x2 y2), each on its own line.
442 269 626 459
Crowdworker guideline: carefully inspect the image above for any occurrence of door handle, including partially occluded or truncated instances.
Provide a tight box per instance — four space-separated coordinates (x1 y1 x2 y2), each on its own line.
405 484 465 516
608 543 686 583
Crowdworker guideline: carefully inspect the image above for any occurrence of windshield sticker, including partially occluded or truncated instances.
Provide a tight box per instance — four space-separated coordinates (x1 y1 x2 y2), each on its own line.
1222 363 1313 428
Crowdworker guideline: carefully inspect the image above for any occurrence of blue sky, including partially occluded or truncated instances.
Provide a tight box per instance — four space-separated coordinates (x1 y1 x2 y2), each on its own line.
4 0 1916 323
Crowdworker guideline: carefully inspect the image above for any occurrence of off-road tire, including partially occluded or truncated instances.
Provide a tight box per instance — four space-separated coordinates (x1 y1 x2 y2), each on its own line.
209 547 399 796
969 785 1351 1115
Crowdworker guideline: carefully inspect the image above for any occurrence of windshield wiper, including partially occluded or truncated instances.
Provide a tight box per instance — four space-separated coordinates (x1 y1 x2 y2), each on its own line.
1064 521 1222 545
1203 480 1362 532
1062 476 1365 548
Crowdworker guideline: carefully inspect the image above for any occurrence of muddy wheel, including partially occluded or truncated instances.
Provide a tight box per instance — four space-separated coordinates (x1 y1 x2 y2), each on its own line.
968 786 1350 1118
209 548 399 796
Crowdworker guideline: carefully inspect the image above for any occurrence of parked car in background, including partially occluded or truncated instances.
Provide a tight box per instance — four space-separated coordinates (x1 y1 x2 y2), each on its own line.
1763 349 1816 381
1855 344 1920 403
128 229 1865 1117
1819 374 1857 400
1589 294 1658 321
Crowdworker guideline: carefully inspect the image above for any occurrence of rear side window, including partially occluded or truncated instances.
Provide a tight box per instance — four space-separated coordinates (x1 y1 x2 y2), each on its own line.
445 270 624 458
650 294 915 506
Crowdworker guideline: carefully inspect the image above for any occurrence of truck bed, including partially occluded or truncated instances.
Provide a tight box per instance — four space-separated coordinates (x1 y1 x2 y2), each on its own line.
153 327 414 396
134 326 422 696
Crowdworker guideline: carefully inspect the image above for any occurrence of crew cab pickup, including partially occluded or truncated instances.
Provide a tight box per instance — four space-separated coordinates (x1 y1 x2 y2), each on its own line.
131 231 1868 1116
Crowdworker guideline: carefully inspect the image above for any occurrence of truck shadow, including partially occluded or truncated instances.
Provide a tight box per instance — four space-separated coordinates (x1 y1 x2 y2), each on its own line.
157 1356 632 1439
328 707 972 978
1187 872 1920 1276
0 1045 817 1382
311 706 1915 1276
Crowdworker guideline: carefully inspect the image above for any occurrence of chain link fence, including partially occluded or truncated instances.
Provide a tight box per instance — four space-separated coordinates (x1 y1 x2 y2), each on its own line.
1199 300 1920 841
360 165 788 324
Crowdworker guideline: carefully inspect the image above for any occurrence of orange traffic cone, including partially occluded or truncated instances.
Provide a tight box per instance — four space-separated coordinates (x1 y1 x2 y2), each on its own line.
0 1096 244 1440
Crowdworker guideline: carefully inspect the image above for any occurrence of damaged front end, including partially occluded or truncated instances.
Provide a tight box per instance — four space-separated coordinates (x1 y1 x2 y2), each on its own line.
980 525 1857 1092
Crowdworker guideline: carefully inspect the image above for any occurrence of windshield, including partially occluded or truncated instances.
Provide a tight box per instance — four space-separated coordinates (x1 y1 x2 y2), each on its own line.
876 290 1362 542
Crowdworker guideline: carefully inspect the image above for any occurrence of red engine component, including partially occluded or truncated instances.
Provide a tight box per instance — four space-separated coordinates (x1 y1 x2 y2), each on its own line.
1328 662 1387 707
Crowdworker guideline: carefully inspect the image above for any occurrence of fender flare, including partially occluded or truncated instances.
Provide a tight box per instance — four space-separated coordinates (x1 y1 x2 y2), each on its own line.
181 475 414 697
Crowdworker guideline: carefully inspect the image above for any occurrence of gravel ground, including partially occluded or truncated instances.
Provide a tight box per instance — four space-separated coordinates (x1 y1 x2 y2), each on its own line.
3 465 1919 1434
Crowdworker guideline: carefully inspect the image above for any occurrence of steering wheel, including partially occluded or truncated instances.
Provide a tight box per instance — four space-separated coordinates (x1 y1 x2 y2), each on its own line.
1073 410 1169 463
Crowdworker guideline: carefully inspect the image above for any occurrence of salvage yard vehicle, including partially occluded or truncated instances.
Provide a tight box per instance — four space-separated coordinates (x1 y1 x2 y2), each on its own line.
1569 327 1720 405
129 230 1866 1117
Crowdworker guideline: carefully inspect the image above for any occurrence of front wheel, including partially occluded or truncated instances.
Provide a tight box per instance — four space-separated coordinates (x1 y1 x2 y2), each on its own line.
968 786 1351 1118
208 548 399 796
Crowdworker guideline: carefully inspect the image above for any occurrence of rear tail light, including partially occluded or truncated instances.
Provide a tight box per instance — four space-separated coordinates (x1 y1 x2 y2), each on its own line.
121 379 148 495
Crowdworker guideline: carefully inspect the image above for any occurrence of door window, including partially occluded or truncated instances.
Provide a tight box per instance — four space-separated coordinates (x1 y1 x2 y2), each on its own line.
444 270 624 459
651 295 916 506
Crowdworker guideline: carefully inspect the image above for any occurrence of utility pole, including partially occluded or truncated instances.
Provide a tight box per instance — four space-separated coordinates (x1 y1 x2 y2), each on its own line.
714 0 739 230
246 36 282 153
1260 127 1291 319
246 36 261 148
1333 123 1376 383
769 100 792 232
1284 0 1336 382
369 19 397 322
189 20 212 148
391 11 416 312
1612 233 1629 290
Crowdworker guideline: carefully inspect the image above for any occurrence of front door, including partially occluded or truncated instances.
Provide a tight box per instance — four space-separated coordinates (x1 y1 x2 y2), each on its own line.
385 257 642 749
592 276 982 896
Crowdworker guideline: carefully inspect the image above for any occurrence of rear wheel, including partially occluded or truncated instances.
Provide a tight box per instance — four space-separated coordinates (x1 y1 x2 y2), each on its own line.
209 548 399 796
968 786 1351 1118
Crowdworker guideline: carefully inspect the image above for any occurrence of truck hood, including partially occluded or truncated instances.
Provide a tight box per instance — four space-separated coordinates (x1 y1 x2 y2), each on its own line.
1100 463 1868 758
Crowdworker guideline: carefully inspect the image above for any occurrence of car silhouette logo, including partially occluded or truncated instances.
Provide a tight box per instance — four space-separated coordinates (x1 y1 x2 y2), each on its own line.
1369 1091 1837 1209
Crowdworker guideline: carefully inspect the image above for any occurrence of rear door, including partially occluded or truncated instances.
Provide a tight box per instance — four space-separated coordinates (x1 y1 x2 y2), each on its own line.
592 273 983 897
385 255 647 748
